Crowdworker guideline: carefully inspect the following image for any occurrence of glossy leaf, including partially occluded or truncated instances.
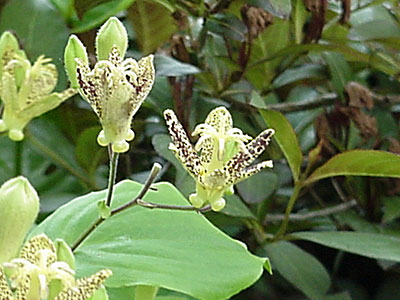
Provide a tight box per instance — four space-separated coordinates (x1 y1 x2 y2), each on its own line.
260 110 303 181
72 0 136 33
264 241 330 300
31 180 266 300
237 171 278 204
155 55 201 77
323 52 352 98
293 231 400 262
128 0 177 54
304 150 400 185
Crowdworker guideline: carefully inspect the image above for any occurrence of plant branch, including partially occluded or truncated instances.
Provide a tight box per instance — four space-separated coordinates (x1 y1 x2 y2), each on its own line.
136 199 212 212
71 163 162 251
264 199 357 223
274 183 302 239
105 148 119 207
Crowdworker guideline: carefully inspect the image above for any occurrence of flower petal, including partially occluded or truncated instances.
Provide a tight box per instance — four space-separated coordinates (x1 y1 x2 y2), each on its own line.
54 269 112 300
164 109 201 178
223 128 274 178
0 267 13 298
19 234 56 266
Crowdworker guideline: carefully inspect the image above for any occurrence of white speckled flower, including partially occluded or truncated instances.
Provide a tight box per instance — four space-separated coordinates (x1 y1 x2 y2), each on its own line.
1 234 111 300
164 106 274 211
65 17 155 153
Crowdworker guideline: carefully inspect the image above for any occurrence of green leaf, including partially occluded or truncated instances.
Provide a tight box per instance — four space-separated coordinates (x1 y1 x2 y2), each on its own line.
0 0 70 89
247 19 291 89
72 0 136 33
383 197 400 224
237 171 278 204
31 180 266 300
221 194 255 219
272 64 326 88
264 241 330 300
155 55 201 77
49 0 76 21
260 110 303 181
293 231 400 262
304 150 400 185
128 0 177 54
323 52 352 98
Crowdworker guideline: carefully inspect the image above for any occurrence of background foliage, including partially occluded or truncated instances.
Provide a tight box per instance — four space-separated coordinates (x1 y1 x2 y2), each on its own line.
1 0 400 299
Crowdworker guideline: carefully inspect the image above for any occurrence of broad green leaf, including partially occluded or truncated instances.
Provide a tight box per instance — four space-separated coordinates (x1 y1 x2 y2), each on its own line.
324 292 352 300
72 0 136 33
237 171 278 204
272 64 326 88
293 231 400 262
222 194 256 219
260 110 303 181
155 55 201 77
304 150 400 185
250 0 292 18
264 241 330 300
128 0 177 54
31 180 266 300
349 19 400 41
0 0 70 89
323 52 352 98
246 19 291 89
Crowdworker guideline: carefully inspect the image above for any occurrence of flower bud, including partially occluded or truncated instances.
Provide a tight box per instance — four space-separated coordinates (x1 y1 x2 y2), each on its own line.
0 176 39 263
64 35 89 88
55 239 76 270
0 31 19 78
95 17 128 61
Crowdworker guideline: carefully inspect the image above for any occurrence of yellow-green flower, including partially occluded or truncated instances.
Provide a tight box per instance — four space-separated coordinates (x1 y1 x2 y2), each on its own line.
164 106 274 211
1 234 111 300
0 53 76 141
65 17 155 153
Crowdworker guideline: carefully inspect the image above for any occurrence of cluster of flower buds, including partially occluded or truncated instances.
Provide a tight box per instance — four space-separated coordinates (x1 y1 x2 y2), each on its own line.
164 107 275 211
0 32 76 141
0 177 111 300
64 17 155 153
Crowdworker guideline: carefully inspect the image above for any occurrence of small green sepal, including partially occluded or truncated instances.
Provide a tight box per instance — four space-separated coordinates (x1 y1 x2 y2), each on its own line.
95 16 128 60
64 34 88 88
55 239 76 270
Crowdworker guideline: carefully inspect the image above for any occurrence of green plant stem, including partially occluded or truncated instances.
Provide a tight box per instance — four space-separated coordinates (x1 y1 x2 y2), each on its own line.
15 140 23 176
72 163 163 251
105 148 119 207
135 285 159 300
274 183 302 240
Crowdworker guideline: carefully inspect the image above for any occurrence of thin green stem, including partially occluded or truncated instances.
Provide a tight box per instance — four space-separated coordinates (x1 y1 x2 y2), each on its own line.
14 140 23 176
105 148 119 207
274 183 302 240
135 285 159 300
71 163 162 251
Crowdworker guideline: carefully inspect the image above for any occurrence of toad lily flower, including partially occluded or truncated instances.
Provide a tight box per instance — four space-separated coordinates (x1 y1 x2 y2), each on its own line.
1 234 111 300
65 17 155 153
164 106 275 211
0 52 76 141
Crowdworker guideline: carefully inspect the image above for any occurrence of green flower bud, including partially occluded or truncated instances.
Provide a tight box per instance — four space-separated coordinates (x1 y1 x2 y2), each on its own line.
0 31 19 78
0 176 39 263
64 34 88 88
95 16 128 61
55 239 76 270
